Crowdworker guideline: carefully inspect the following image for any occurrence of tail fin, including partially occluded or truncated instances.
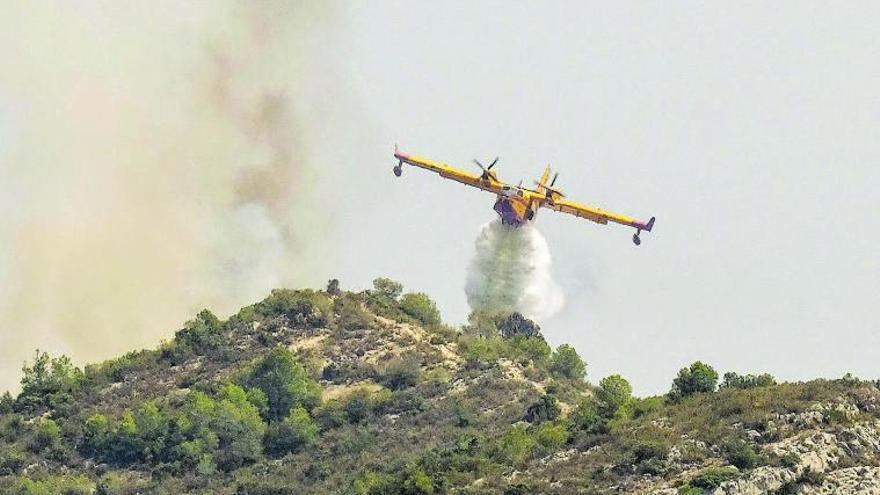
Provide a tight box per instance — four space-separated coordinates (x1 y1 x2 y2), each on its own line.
537 165 551 190
643 217 655 232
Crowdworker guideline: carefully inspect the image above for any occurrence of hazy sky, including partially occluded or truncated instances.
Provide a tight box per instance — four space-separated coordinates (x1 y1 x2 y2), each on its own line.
2 2 878 395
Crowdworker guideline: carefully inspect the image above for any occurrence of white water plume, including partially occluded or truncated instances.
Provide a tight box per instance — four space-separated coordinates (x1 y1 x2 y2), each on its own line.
465 219 564 321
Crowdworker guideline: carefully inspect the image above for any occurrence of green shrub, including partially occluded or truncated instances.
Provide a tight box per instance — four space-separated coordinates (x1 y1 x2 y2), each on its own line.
668 361 718 401
399 292 441 326
239 347 322 421
335 294 374 331
379 356 421 390
459 336 505 369
0 392 14 414
549 345 586 380
9 475 94 495
533 422 567 451
313 400 346 430
724 439 760 469
677 485 703 495
28 418 61 453
493 425 535 465
255 289 331 327
689 466 739 489
568 399 605 433
508 336 552 364
464 310 504 337
343 389 385 424
0 447 25 475
264 407 319 457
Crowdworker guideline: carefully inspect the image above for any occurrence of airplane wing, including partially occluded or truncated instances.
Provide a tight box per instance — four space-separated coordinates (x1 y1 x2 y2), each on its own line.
544 197 655 232
394 149 505 194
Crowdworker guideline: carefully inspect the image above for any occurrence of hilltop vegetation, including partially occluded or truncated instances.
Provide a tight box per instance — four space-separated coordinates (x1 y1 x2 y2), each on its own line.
1 279 879 495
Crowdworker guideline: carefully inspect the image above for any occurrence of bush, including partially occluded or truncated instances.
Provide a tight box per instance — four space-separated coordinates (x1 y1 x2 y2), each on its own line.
264 407 319 457
255 289 331 327
0 448 25 475
595 375 633 418
668 361 718 401
494 425 535 465
343 389 376 424
549 345 586 380
464 310 504 337
720 372 776 389
335 295 373 331
312 400 346 431
399 293 441 326
29 418 61 453
533 422 567 451
524 395 560 424
239 347 322 421
688 466 739 489
459 336 505 369
0 392 14 414
724 439 760 470
568 399 605 433
508 336 551 364
379 356 421 391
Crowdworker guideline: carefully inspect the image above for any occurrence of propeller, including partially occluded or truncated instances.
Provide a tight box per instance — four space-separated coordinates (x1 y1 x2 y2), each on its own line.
473 157 499 179
534 176 565 198
535 181 565 198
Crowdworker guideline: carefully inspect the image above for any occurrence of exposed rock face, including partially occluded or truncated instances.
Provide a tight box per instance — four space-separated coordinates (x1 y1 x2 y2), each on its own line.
636 410 880 494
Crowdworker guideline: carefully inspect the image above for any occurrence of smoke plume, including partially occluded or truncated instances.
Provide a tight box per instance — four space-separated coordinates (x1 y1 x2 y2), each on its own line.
0 3 333 392
465 219 565 321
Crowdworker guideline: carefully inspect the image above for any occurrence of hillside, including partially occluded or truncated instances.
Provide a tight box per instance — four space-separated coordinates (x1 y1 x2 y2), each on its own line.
1 280 879 495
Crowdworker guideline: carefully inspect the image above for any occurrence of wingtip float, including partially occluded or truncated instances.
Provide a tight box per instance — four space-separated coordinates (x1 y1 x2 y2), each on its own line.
393 147 655 246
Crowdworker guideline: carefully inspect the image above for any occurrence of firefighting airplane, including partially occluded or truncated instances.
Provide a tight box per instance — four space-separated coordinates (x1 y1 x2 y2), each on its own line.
393 147 655 245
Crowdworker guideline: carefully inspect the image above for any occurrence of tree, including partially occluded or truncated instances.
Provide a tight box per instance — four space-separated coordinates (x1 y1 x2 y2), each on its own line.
498 313 541 339
174 309 224 356
264 407 318 457
567 399 605 433
400 293 441 326
595 375 632 418
0 392 13 414
240 347 322 421
326 278 342 296
16 351 83 414
549 345 586 380
372 278 403 300
720 372 776 389
668 361 719 401
524 395 560 424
